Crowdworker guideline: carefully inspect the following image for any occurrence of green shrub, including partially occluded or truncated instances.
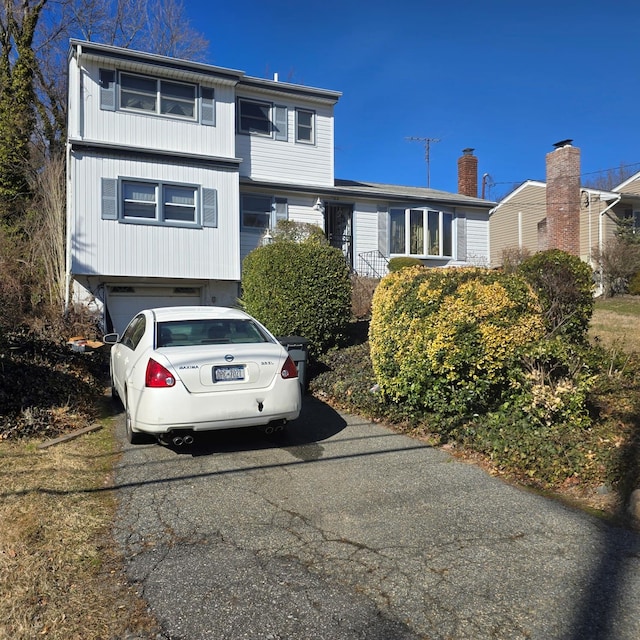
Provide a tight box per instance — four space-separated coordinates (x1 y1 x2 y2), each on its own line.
628 271 640 296
388 256 422 272
450 337 600 485
517 249 594 342
270 220 326 244
369 266 545 422
241 240 352 356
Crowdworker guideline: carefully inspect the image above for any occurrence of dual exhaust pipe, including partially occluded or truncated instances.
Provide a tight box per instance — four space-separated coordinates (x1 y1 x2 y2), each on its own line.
263 423 285 435
171 433 194 447
166 422 285 446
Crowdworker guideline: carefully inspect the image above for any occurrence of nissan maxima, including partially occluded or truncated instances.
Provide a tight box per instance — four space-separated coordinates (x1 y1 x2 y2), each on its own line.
104 306 302 445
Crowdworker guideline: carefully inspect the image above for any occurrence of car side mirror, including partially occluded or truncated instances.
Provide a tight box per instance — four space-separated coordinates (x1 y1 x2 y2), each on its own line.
103 333 119 344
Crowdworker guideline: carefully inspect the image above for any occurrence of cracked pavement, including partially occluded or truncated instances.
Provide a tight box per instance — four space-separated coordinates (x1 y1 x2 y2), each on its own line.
113 397 640 639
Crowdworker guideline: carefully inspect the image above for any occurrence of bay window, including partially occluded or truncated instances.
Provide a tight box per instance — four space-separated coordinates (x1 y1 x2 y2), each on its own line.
390 208 453 257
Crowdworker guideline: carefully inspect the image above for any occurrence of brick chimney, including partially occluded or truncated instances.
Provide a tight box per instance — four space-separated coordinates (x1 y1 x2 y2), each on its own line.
546 140 580 256
458 148 478 198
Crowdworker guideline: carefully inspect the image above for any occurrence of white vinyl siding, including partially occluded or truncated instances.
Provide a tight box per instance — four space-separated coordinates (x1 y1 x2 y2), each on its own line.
465 211 489 266
69 151 240 281
74 61 236 159
236 100 334 187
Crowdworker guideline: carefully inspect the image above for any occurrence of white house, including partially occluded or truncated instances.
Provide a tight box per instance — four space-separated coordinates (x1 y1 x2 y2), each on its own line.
66 40 495 333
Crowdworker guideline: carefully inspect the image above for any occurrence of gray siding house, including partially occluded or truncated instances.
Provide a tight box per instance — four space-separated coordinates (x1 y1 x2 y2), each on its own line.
66 40 495 332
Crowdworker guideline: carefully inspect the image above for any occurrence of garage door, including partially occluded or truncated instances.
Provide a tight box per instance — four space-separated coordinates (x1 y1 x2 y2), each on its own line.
107 286 202 334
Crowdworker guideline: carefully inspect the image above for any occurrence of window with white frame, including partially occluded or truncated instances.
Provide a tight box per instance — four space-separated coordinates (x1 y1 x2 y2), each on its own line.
238 98 271 135
119 73 196 119
390 208 453 257
101 178 217 228
122 181 197 224
241 194 288 231
296 109 315 144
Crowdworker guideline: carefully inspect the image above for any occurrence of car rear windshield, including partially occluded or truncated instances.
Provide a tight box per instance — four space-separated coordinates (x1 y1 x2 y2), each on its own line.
156 319 272 347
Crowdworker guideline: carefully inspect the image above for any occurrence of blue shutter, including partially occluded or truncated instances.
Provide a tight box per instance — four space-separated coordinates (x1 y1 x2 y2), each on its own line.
99 69 116 111
456 214 467 261
101 178 118 220
274 105 288 141
201 87 215 126
202 188 218 227
274 197 288 225
378 206 389 257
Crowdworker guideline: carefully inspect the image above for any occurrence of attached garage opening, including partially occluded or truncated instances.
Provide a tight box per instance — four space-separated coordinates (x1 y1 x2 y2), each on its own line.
107 286 202 334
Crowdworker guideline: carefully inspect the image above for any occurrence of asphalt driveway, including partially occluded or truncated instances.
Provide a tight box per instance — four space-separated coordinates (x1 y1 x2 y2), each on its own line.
113 397 640 640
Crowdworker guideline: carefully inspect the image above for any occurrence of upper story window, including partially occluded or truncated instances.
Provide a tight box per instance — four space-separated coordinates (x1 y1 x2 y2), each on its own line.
238 98 271 136
241 194 288 231
296 109 315 144
101 178 218 229
237 98 289 141
390 208 453 257
120 73 196 119
100 68 214 125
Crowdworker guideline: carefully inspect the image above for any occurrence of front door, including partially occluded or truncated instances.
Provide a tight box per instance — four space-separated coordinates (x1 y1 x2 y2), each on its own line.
325 203 353 268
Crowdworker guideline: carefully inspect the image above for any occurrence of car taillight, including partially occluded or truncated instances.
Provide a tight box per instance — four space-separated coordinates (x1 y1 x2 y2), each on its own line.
145 358 176 387
281 355 298 379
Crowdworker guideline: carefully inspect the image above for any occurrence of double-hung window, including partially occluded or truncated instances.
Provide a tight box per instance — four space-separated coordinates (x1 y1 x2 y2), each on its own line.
390 208 453 257
120 181 197 226
296 109 315 144
102 178 217 228
119 73 196 119
241 194 288 231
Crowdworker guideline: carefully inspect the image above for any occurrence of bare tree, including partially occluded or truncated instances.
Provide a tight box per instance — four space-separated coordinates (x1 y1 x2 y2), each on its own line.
592 236 640 297
582 163 637 191
29 151 67 308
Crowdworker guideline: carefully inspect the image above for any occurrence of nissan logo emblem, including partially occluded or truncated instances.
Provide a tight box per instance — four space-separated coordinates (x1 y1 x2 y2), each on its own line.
225 354 234 362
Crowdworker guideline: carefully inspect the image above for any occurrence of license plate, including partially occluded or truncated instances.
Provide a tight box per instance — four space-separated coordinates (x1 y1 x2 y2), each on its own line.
213 365 245 382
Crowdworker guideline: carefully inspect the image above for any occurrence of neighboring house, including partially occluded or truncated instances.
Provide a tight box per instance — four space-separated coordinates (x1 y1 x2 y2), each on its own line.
66 40 495 333
489 142 640 271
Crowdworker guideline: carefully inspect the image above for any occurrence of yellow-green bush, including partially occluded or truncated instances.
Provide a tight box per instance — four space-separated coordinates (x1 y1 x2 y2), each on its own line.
388 256 422 272
369 266 545 419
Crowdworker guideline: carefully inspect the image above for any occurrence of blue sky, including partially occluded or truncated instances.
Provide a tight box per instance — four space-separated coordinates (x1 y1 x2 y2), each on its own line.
184 0 640 200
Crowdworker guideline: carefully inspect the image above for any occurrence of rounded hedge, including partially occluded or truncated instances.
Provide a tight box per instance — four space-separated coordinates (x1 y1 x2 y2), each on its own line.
369 266 545 418
241 240 352 356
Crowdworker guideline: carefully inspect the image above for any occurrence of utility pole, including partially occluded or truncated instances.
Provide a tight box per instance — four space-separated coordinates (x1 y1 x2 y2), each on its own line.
406 136 440 187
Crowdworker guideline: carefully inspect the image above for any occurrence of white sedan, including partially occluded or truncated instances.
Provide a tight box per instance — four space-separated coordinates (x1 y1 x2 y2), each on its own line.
104 306 302 445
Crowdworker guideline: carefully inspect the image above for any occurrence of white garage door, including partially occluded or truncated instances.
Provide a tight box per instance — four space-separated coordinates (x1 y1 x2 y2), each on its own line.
107 286 202 334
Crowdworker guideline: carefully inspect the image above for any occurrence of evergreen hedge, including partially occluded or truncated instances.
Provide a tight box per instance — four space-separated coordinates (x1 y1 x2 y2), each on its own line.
241 240 352 356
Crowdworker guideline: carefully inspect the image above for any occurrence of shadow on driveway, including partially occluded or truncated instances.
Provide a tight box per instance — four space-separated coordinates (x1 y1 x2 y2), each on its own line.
161 395 348 457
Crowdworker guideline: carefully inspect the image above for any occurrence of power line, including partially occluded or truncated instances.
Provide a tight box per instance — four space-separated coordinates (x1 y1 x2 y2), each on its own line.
405 136 440 188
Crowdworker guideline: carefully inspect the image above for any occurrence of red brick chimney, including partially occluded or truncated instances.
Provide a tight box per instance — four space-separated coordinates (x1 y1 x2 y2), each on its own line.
458 148 478 198
546 140 580 256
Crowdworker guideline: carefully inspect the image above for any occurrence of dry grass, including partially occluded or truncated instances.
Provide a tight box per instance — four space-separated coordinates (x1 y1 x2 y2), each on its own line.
590 296 640 352
0 417 158 639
